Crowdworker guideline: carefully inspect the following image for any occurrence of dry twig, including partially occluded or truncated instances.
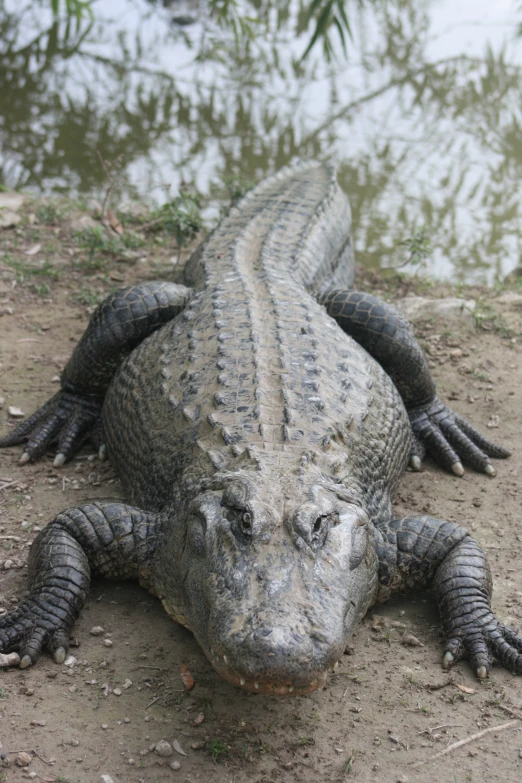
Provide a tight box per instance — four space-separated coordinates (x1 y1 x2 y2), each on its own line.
413 719 520 767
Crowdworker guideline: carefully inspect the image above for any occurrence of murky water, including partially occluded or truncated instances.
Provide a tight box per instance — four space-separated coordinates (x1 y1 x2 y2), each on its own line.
1 0 521 282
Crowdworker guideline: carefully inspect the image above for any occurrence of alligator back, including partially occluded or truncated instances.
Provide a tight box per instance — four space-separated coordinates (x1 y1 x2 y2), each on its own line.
102 162 410 513
183 160 355 296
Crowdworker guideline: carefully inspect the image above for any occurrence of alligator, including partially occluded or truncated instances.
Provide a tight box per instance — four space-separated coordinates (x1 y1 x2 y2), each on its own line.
0 160 519 694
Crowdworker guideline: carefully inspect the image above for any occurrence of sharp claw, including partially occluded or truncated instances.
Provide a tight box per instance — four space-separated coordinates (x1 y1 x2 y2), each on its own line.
20 655 33 669
451 461 465 477
442 651 454 669
484 464 496 477
53 453 66 468
476 665 488 680
98 444 107 462
410 455 421 471
54 647 66 664
19 452 31 465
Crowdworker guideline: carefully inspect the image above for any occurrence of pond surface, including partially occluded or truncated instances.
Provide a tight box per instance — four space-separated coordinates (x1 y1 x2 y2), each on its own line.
1 0 521 283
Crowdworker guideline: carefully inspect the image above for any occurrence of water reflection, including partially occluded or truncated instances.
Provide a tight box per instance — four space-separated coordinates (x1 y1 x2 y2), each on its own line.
0 0 521 282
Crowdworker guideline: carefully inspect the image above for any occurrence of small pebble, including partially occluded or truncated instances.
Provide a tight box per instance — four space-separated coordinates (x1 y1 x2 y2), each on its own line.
71 739 79 746
104 639 113 648
155 739 173 757
101 724 108 730
3 560 13 570
113 688 122 696
123 678 132 689
15 752 32 767
170 760 181 770
8 406 24 418
100 776 115 783
28 773 37 780
90 626 105 636
124 717 130 723
64 655 77 667
25 688 34 696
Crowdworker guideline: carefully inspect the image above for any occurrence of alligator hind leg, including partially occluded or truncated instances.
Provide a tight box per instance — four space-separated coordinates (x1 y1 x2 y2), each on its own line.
319 290 510 476
376 514 522 678
0 282 192 465
0 502 161 667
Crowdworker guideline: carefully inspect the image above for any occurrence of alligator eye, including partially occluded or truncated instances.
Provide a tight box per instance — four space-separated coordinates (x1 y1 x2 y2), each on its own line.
241 512 252 535
311 515 330 547
310 513 339 549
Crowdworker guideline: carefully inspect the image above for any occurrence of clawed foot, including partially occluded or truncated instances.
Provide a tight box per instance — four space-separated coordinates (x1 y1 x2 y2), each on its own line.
408 396 510 476
0 390 102 466
442 621 522 679
0 595 72 668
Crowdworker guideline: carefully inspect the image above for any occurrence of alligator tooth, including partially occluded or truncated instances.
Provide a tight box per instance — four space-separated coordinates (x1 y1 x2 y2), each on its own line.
240 677 245 686
254 682 259 690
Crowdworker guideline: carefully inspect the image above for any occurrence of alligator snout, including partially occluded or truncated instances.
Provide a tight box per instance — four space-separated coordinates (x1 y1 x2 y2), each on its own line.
210 624 337 694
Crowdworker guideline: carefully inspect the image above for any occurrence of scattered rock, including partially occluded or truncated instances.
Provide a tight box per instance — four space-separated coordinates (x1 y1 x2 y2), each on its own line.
155 740 173 758
25 688 34 696
15 752 32 767
395 296 476 328
7 406 24 418
193 711 205 726
113 688 122 696
0 192 24 211
69 214 99 233
123 678 132 689
64 655 77 667
0 209 21 229
170 760 181 770
104 639 113 647
100 775 115 783
90 626 105 636
487 415 500 428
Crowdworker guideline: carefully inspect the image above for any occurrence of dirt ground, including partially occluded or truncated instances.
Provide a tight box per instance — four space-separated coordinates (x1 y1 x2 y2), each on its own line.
1 199 522 783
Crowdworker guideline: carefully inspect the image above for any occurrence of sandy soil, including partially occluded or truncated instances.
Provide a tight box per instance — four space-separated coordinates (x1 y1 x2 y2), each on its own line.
1 202 522 783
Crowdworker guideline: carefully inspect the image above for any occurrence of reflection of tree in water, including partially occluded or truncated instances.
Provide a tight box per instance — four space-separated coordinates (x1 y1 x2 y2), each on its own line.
1 0 521 281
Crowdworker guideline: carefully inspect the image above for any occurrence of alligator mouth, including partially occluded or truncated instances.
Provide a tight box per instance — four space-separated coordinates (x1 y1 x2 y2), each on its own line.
207 649 328 695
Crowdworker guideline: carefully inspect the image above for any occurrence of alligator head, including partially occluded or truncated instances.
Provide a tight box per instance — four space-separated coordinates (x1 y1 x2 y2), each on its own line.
170 461 378 695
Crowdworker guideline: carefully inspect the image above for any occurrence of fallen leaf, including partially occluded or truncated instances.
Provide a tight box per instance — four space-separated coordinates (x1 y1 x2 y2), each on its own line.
173 738 187 756
24 243 41 255
108 209 124 235
181 662 195 690
456 684 475 694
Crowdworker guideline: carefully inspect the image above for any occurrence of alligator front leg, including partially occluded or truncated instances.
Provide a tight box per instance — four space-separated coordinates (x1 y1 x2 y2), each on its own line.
319 289 510 476
0 282 192 465
376 515 522 678
0 502 161 667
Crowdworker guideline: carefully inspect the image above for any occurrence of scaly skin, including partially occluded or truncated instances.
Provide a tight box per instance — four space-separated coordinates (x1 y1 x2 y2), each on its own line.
0 161 516 689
